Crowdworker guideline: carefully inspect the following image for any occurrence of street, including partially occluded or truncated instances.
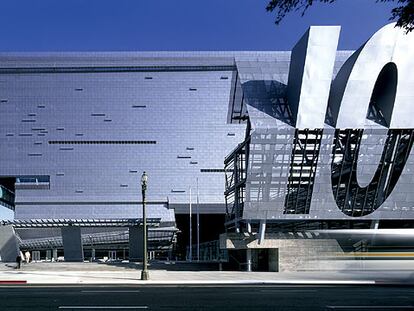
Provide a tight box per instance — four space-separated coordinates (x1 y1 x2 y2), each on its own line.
0 285 413 310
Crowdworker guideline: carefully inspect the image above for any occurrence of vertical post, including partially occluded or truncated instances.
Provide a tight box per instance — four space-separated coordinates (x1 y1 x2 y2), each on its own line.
196 178 200 262
258 220 266 245
370 220 380 229
89 235 95 262
52 249 58 262
246 220 252 233
189 187 192 262
246 249 252 272
141 171 149 280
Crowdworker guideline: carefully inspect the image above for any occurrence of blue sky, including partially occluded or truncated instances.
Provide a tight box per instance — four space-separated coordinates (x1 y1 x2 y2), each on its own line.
0 0 398 52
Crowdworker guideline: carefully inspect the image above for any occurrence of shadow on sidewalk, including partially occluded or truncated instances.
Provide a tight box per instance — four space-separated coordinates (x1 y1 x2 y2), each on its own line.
98 261 222 271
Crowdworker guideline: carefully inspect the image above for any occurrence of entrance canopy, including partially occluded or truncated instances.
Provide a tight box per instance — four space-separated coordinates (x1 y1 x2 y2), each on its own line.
1 218 161 228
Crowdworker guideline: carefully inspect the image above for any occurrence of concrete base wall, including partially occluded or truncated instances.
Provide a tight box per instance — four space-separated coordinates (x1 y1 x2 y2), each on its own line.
278 239 343 271
269 249 279 272
0 225 19 262
220 232 344 272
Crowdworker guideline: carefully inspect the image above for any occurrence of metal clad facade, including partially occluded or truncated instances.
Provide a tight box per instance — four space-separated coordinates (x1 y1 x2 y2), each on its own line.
0 52 255 219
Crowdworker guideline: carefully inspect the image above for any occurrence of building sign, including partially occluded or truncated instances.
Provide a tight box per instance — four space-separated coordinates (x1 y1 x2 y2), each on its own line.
230 23 414 220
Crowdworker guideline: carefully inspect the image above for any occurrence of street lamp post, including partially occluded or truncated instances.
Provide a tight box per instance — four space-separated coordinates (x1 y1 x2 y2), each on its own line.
141 171 149 280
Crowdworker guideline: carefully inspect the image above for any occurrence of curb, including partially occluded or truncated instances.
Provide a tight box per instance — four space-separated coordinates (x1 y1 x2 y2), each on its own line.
0 280 27 284
1 280 378 286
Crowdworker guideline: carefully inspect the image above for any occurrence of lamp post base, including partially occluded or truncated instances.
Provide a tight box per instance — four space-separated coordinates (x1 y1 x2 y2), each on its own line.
141 270 150 280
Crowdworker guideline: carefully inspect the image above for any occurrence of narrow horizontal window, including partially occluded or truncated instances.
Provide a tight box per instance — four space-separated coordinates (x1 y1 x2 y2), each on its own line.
75 133 84 136
132 105 146 108
6 133 14 137
220 76 229 80
31 128 46 131
120 184 128 187
200 169 230 173
189 88 197 91
144 77 153 80
104 119 112 122
91 113 105 117
37 105 46 108
177 156 191 159
49 140 157 145
59 147 74 151
0 65 236 74
190 161 198 165
28 153 42 157
227 133 236 136
19 133 33 137
56 128 64 131
75 190 84 193
75 88 83 91
28 113 37 117
171 190 186 193
34 142 42 145
129 170 138 173
22 119 36 123
186 147 194 151
0 99 8 103
56 172 65 176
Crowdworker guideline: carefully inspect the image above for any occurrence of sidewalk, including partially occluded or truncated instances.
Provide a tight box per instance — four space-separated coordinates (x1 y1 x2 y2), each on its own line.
0 262 413 285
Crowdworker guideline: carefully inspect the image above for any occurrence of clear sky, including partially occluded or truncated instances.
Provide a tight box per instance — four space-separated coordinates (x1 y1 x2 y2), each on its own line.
0 0 398 52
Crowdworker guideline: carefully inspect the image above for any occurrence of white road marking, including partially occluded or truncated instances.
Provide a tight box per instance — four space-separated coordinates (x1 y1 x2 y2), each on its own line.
260 289 317 293
326 306 414 310
81 290 141 293
58 306 148 309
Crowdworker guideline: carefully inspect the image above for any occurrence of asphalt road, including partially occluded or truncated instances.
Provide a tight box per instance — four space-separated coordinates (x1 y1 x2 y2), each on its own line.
0 285 413 311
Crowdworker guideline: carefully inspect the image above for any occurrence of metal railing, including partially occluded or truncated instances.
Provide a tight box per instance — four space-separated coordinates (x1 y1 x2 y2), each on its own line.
186 240 228 262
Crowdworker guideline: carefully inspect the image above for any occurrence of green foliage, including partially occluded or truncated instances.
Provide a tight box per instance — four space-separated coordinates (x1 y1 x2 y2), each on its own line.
266 0 414 33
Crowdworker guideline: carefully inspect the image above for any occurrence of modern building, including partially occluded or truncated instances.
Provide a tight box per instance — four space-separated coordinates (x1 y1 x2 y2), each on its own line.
0 23 413 268
0 50 248 261
222 23 414 271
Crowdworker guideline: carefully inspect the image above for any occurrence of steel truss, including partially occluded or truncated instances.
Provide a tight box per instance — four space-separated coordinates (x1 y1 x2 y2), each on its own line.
331 128 414 217
284 129 323 214
224 134 250 228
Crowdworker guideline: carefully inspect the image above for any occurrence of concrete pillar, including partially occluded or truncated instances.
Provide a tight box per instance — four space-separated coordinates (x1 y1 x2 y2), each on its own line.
246 221 252 233
246 249 252 272
91 248 96 261
168 248 173 261
258 220 266 245
32 250 40 262
0 225 19 262
52 249 58 262
46 250 52 261
129 226 143 262
61 226 84 262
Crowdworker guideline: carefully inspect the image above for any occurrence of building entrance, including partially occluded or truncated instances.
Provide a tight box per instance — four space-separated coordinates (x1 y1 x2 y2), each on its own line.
108 251 117 261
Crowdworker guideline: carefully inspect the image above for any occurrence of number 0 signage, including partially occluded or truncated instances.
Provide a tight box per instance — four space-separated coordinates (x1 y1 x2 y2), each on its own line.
242 23 414 220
